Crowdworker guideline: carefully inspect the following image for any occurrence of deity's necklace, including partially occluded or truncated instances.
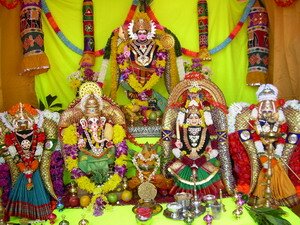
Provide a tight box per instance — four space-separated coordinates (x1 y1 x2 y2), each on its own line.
82 130 105 157
183 126 207 152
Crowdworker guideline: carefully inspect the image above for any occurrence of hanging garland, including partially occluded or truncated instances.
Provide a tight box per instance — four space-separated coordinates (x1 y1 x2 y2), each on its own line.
42 0 255 59
41 0 138 57
62 124 128 216
0 0 19 9
146 0 255 56
274 0 297 7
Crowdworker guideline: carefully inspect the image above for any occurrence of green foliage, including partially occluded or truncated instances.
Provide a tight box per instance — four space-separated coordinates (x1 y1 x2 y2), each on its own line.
246 206 291 225
39 94 63 113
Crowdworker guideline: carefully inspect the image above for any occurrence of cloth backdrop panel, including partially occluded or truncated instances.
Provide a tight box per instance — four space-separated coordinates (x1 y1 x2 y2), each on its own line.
0 5 36 111
265 0 300 100
36 0 256 109
151 0 257 105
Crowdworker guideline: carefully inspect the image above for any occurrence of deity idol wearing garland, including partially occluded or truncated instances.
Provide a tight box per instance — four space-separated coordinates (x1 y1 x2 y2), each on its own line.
60 83 128 215
104 12 181 124
162 74 234 198
228 84 300 207
0 103 60 220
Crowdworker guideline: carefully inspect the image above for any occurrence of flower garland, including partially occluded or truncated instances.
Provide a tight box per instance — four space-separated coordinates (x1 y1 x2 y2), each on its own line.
42 0 255 59
41 0 138 56
117 40 167 94
4 124 46 190
0 0 19 9
274 0 297 7
62 124 128 216
146 0 255 56
50 150 64 197
0 162 11 206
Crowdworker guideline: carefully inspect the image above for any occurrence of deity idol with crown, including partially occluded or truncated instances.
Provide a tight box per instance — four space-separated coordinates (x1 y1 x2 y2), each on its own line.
161 72 235 198
0 103 60 220
102 12 181 130
59 83 127 207
228 84 300 207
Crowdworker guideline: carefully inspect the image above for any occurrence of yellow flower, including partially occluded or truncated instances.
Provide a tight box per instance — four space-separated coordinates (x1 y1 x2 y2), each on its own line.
115 154 127 166
70 79 81 89
65 158 78 171
112 125 126 144
76 176 96 193
62 125 78 145
101 174 122 193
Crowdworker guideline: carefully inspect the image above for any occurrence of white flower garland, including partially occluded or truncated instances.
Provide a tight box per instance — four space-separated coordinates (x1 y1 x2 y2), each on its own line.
284 100 300 111
132 152 160 183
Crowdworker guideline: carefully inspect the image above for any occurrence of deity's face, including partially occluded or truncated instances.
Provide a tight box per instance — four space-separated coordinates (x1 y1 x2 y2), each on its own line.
258 100 278 123
13 112 33 131
137 29 148 42
186 113 202 126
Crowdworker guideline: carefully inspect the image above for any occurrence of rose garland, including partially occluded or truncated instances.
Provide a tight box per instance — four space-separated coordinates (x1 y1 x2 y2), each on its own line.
117 40 167 94
62 124 128 216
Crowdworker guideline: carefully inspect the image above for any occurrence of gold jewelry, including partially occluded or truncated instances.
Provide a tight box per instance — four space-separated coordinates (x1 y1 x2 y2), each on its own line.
183 126 207 153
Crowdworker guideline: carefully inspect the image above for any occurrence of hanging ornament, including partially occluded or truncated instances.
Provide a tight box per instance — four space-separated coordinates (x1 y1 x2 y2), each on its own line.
246 0 269 86
197 0 211 61
56 197 64 212
20 0 50 76
80 0 95 67
59 215 70 225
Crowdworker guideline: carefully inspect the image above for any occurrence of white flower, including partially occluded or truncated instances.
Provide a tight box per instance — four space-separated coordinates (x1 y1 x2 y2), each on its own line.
228 102 250 134
284 100 300 111
8 146 17 158
35 144 43 156
172 148 181 159
0 157 5 164
204 111 213 126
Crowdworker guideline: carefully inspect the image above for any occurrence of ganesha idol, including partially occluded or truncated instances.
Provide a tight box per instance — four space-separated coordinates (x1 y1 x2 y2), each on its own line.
59 82 127 199
228 84 300 207
161 72 235 198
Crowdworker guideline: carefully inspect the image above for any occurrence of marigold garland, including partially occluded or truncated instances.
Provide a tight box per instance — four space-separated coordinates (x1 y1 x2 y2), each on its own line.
62 123 128 216
117 40 166 94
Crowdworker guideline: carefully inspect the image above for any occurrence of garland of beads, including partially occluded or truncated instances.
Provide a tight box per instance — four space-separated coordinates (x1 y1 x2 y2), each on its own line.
0 0 19 9
42 0 254 58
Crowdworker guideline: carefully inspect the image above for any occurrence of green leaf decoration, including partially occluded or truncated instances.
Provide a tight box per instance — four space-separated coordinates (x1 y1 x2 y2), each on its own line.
39 94 63 112
245 206 292 225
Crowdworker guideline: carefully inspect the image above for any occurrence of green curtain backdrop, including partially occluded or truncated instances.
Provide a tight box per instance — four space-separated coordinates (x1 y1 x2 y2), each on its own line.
36 0 257 110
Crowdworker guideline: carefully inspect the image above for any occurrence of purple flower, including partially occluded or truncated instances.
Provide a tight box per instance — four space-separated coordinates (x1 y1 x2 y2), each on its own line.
115 140 128 158
64 145 78 158
114 165 126 177
155 66 165 76
120 68 132 81
83 68 95 81
116 53 126 65
93 206 103 216
77 125 84 135
71 168 85 179
156 51 167 60
50 151 64 197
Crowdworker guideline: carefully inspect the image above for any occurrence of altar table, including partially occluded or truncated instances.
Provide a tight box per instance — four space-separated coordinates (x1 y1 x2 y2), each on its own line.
9 197 300 225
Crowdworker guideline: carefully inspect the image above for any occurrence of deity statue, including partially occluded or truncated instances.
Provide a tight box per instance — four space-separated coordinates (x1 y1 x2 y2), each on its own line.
228 84 300 207
128 143 173 192
102 12 182 129
162 73 235 198
0 103 60 220
59 82 127 200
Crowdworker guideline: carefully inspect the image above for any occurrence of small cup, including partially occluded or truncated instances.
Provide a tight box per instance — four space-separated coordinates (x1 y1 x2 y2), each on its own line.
174 192 192 212
211 203 222 220
167 202 183 219
136 214 153 225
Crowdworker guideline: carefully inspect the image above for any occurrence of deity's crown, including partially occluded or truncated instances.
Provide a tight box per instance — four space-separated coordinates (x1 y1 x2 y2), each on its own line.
256 84 278 102
84 94 101 118
128 12 156 40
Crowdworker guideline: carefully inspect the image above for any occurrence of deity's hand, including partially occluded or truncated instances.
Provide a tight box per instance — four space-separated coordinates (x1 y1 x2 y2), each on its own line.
172 148 181 159
175 139 183 149
123 45 130 58
78 138 86 148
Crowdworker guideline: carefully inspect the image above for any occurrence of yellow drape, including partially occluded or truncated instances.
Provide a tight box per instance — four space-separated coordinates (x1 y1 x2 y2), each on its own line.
1 0 300 112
